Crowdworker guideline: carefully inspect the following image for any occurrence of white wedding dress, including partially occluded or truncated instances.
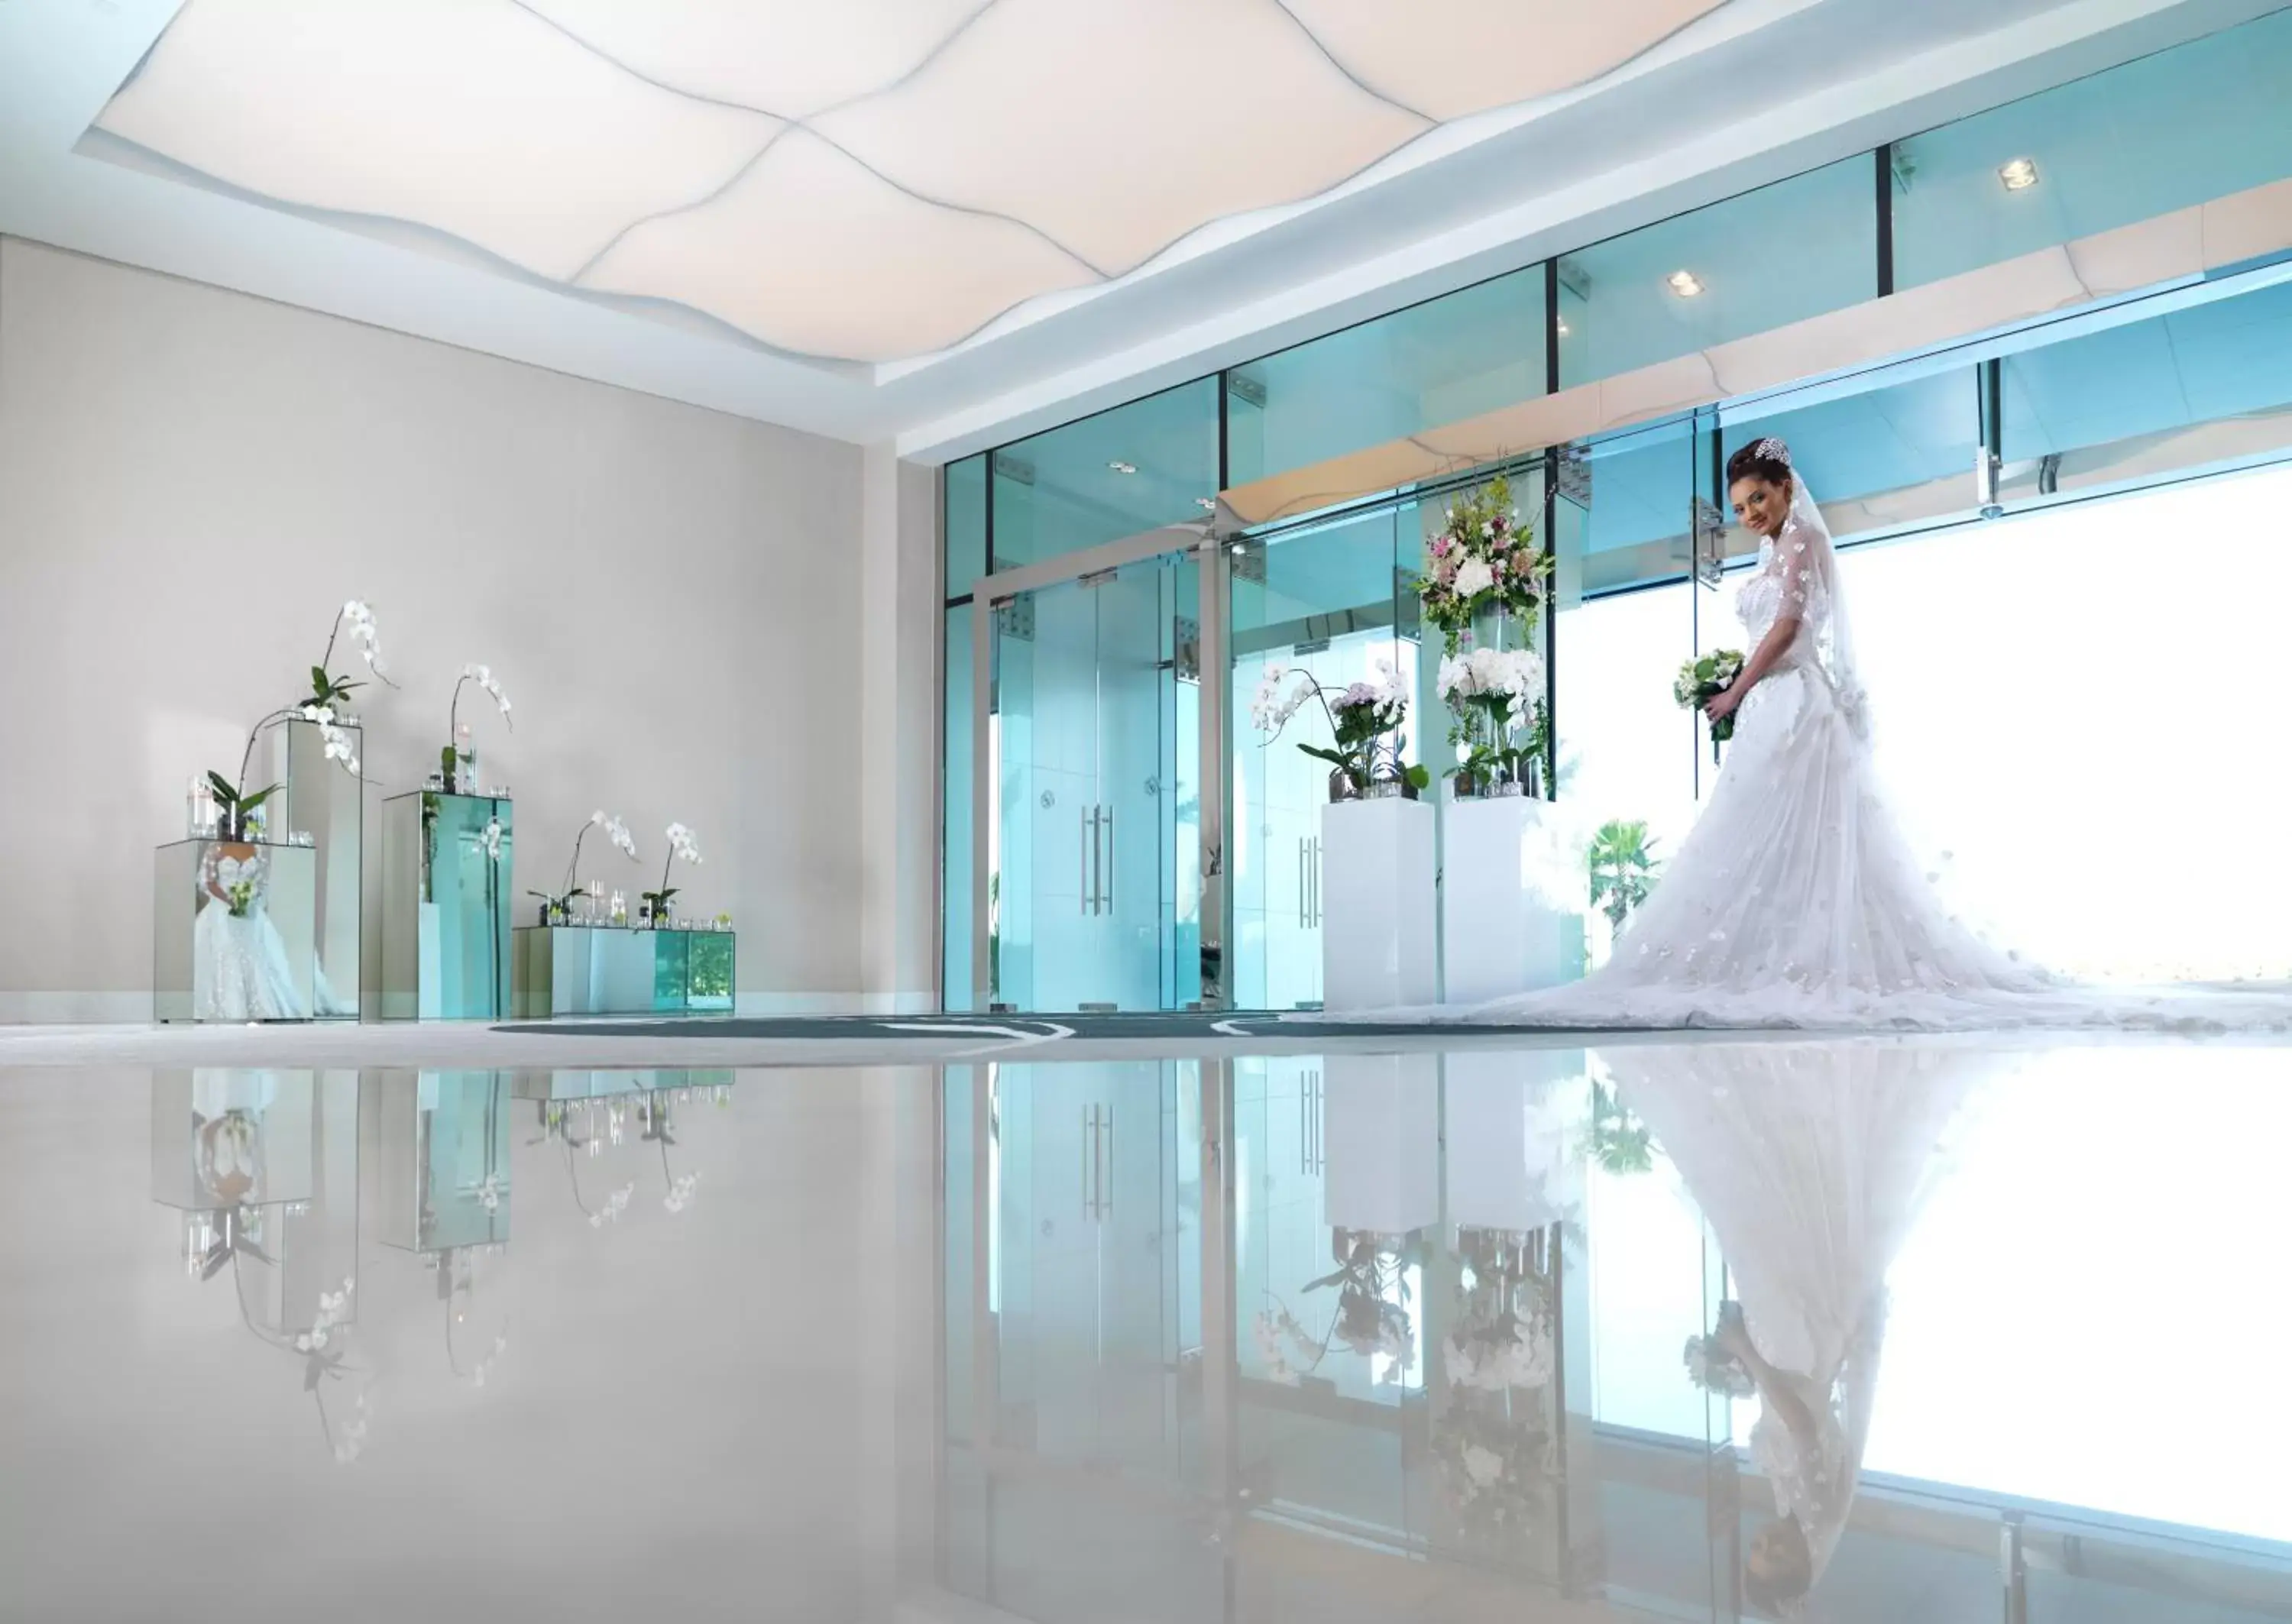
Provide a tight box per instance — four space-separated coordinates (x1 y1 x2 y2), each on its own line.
1457 477 2292 1033
1607 1039 1998 1601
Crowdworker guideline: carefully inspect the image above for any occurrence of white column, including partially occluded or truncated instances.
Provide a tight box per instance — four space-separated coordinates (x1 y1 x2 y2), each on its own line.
858 445 944 1012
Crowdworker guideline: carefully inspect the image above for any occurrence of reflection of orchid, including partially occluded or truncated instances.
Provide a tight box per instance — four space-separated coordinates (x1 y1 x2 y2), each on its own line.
439 1244 510 1387
1444 1228 1556 1393
1255 1229 1420 1387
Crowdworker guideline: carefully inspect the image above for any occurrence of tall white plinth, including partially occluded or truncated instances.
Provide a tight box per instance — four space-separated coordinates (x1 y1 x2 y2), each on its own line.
1321 796 1437 1012
1441 794 1587 1004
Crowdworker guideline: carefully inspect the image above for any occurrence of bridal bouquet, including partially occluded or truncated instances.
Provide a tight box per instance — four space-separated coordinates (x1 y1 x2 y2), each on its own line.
1416 474 1551 655
1673 649 1746 763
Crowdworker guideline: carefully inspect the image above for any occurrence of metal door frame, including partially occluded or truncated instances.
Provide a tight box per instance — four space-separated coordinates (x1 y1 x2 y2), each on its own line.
970 523 1222 1013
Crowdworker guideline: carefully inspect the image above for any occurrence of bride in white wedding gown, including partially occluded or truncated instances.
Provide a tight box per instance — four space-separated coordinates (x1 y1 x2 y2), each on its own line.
1607 1039 1996 1616
1462 437 2292 1032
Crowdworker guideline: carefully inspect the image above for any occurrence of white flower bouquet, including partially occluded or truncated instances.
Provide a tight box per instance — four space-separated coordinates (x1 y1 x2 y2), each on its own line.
1416 474 1551 654
1673 649 1746 763
1436 645 1548 795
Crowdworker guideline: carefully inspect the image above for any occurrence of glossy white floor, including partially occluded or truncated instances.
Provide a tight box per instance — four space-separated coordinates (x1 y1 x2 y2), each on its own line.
2 1034 2285 1623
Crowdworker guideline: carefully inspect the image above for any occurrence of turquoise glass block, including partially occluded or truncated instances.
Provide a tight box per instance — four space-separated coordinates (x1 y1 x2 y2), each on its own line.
511 925 736 1017
153 838 318 1022
365 1070 510 1253
259 715 362 1017
380 791 512 1020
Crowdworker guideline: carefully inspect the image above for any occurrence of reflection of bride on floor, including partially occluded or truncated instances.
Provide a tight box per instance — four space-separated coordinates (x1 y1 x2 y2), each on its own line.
1601 1040 1998 1616
193 842 345 1019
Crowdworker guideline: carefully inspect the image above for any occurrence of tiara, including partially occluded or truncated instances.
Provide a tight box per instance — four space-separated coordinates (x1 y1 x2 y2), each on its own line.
1752 436 1792 467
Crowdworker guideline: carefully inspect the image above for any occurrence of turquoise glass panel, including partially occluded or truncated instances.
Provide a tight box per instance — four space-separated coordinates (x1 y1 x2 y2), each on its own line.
1225 266 1547 487
1997 277 2292 508
685 931 734 1011
368 1070 510 1253
946 452 989 599
381 791 512 1021
944 604 974 1009
989 378 1218 575
513 924 736 1016
1720 362 1984 551
1558 158 1876 390
1893 9 2292 291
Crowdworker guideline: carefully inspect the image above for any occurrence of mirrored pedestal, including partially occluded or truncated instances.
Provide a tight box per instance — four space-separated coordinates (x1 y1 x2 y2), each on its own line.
362 1071 510 1253
154 838 319 1022
260 716 364 1018
511 925 736 1018
380 791 512 1021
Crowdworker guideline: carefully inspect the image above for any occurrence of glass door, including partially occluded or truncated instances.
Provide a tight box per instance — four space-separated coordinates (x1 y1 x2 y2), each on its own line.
988 552 1196 1012
1226 506 1424 1011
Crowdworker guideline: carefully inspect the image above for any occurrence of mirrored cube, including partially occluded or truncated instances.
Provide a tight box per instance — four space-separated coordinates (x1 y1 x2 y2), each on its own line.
511 925 737 1017
154 838 318 1022
361 1070 510 1253
261 716 364 1018
380 791 512 1021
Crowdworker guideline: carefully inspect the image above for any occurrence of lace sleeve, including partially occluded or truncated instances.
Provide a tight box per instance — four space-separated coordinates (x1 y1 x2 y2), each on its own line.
1773 519 1819 624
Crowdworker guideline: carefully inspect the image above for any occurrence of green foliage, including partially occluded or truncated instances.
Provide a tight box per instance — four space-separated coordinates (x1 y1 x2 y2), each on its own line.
1587 820 1660 931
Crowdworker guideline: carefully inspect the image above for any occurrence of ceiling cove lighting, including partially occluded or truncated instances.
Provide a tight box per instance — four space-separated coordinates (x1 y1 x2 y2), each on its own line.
1666 270 1704 297
1998 157 2040 192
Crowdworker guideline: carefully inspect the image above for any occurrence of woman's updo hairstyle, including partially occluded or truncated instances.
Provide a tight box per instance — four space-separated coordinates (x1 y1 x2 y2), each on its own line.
1726 436 1794 490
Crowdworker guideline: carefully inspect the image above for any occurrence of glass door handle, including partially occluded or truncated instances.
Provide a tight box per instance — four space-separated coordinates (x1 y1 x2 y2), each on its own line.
1099 805 1112 916
1080 804 1091 916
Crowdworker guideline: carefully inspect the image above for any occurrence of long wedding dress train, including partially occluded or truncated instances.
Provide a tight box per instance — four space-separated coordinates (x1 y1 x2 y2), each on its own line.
1453 476 2292 1034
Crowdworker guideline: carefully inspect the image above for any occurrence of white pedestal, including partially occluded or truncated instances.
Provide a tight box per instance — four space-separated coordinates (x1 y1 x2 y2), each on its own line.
1320 796 1437 1011
1440 794 1587 1004
1322 1053 1440 1237
1442 1051 1589 1235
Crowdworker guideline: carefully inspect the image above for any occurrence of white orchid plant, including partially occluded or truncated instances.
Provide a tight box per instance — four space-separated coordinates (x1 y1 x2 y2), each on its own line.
531 810 638 923
301 599 396 714
1251 658 1429 800
443 662 512 791
642 822 701 927
1436 645 1549 794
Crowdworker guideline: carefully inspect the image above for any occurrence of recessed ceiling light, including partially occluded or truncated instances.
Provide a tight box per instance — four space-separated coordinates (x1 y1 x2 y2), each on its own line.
1555 319 1571 336
1108 460 1138 474
1666 270 1704 298
1998 157 2039 192
1196 497 1218 511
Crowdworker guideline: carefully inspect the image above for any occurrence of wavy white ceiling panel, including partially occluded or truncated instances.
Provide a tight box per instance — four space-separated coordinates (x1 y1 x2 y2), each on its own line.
807 0 1432 274
88 0 1745 364
581 128 1096 361
1282 0 1729 120
94 0 775 280
520 0 983 120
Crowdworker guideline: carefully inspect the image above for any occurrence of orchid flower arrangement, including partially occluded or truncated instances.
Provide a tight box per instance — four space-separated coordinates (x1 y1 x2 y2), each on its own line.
531 810 638 922
302 599 396 713
642 822 701 927
1251 658 1429 799
442 662 512 791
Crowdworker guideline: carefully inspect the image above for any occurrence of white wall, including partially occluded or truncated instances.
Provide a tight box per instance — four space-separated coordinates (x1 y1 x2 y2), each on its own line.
0 236 903 1019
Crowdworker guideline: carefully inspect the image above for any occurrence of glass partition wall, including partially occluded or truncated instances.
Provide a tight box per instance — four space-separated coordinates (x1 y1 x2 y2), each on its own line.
943 7 2292 1009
